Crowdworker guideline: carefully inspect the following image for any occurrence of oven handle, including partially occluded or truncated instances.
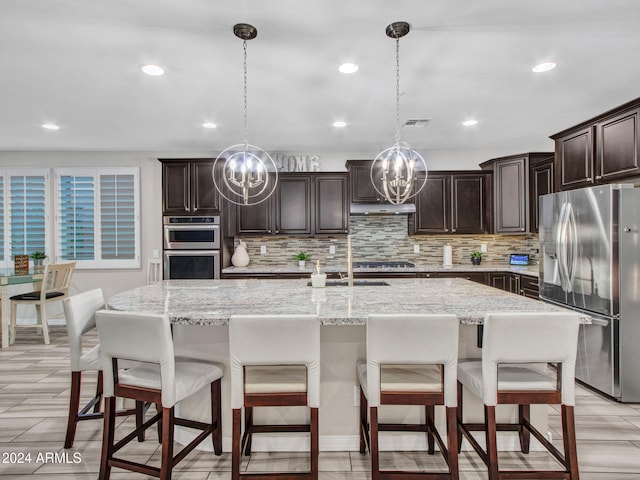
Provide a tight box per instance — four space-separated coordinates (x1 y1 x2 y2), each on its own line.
164 250 220 255
164 224 220 231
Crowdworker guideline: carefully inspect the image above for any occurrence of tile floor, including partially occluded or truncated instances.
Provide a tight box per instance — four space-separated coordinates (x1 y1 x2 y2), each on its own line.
2 326 640 479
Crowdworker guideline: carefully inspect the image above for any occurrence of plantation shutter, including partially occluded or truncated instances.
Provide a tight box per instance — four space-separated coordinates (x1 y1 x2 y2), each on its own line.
100 173 136 260
58 174 95 261
10 174 47 257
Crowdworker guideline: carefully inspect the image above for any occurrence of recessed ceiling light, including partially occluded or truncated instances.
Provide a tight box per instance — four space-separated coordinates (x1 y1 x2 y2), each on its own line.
462 119 478 127
202 122 217 129
333 121 347 128
41 123 60 130
532 61 557 73
140 64 165 76
338 63 359 74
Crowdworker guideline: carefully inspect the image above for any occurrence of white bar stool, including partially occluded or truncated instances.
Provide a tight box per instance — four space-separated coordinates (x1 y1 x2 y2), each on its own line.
62 288 143 448
457 312 581 480
229 314 320 480
357 313 460 480
95 310 224 480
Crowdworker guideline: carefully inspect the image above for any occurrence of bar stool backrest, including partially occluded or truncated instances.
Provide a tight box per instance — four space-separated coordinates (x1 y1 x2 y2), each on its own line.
229 314 320 409
40 261 76 300
482 312 581 406
95 310 177 406
63 288 105 371
366 314 459 407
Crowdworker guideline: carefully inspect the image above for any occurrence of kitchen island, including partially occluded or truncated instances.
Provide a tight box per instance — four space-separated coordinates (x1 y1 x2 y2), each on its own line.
107 278 587 453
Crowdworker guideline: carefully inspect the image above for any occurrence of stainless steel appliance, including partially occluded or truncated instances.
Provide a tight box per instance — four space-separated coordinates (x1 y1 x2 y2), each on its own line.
162 216 221 279
539 184 640 401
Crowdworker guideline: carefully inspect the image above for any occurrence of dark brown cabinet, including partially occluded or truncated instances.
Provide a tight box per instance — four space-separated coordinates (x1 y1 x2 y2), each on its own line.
488 272 539 299
480 153 553 234
160 159 219 215
233 173 349 236
552 98 640 191
529 156 554 233
411 171 491 235
346 160 385 203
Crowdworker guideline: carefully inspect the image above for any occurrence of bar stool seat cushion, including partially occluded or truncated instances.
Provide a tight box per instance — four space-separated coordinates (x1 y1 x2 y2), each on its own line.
119 360 223 404
244 365 307 394
458 360 558 400
78 344 102 371
357 360 443 393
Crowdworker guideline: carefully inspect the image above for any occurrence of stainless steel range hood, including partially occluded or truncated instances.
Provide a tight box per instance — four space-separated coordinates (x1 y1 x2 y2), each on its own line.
349 203 416 215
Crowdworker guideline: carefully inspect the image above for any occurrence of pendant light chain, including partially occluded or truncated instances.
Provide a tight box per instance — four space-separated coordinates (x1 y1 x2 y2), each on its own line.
243 39 249 150
395 36 401 144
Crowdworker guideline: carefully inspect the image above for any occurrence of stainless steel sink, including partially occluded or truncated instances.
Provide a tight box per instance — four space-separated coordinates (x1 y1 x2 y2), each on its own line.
307 280 390 287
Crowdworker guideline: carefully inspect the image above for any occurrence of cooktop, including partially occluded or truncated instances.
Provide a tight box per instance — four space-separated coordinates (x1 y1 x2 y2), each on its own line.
352 261 415 268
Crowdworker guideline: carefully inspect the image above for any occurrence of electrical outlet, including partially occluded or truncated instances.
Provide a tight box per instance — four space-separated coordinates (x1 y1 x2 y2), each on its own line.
260 245 267 255
413 244 420 254
353 386 360 406
480 243 488 253
329 245 336 254
152 249 160 259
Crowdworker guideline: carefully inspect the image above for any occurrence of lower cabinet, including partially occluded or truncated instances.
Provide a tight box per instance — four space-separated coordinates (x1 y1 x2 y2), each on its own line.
489 272 539 299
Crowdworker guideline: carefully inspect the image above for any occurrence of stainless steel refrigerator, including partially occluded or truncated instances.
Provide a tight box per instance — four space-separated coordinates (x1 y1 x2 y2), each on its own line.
539 184 640 402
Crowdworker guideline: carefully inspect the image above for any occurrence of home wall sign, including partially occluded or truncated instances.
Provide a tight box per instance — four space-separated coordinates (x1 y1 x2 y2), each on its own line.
273 154 321 172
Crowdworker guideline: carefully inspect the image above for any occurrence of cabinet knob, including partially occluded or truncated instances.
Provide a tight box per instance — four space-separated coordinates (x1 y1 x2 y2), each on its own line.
521 228 525 231
275 230 279 234
268 230 272 233
452 228 456 232
595 175 602 180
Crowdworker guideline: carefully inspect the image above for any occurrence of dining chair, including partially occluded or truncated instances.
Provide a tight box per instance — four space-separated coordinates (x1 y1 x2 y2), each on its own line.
9 261 76 345
358 313 460 480
229 314 321 480
62 288 144 449
457 312 581 480
95 309 223 480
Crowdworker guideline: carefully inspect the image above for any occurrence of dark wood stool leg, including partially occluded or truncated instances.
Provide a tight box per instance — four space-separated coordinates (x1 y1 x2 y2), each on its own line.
370 406 380 480
518 404 531 453
562 405 580 480
242 406 253 455
485 405 499 480
99 396 116 480
211 379 222 455
446 406 460 480
359 386 369 453
426 405 435 454
232 408 242 480
159 407 174 480
310 407 319 480
156 403 162 443
64 371 81 449
456 382 464 452
135 400 145 442
94 371 103 413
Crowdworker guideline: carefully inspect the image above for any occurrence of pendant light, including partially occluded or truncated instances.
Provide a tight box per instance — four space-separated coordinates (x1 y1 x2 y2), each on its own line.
370 22 427 204
213 23 278 206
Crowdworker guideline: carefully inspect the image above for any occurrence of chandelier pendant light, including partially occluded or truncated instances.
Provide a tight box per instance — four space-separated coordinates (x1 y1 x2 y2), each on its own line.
371 21 427 204
213 23 278 206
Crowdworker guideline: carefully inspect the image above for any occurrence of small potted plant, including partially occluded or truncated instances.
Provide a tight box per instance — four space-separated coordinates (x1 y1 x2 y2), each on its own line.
30 251 47 272
470 251 482 266
293 252 312 268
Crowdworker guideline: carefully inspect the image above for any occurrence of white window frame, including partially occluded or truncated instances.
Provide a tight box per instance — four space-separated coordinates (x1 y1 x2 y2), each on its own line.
55 167 140 269
0 168 51 269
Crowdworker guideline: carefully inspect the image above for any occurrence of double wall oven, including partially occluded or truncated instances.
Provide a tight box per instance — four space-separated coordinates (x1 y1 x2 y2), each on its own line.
163 216 221 279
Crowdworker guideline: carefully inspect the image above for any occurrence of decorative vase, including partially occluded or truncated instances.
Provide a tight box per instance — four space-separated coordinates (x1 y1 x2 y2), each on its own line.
298 260 306 268
231 241 250 267
471 257 481 266
33 258 45 273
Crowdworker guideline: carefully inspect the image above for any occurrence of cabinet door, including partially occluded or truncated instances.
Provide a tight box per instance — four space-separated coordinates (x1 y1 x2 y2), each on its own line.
191 161 219 213
494 157 527 233
315 174 349 235
597 108 640 182
451 174 489 234
529 158 554 233
162 162 190 214
235 174 276 235
557 127 594 190
412 174 450 234
275 175 312 235
437 272 488 284
350 163 384 203
489 273 509 290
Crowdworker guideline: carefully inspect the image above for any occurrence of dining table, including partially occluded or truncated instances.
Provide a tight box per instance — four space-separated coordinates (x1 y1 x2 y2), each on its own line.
0 268 43 348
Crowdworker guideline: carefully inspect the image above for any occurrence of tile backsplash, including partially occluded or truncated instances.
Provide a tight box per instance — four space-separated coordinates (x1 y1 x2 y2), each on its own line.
232 216 538 268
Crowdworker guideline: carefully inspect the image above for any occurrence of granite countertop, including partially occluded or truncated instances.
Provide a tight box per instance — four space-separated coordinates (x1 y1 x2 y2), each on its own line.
108 277 585 326
222 263 540 277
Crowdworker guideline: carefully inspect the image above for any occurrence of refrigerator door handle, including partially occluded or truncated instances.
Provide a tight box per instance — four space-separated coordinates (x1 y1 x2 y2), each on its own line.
566 204 578 293
556 203 570 292
589 317 610 327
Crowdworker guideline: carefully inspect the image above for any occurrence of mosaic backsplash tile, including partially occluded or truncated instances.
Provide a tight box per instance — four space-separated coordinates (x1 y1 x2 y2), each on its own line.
233 216 538 269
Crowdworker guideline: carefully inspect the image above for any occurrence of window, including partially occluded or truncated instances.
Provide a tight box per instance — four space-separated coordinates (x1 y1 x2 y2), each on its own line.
0 169 50 268
56 168 140 268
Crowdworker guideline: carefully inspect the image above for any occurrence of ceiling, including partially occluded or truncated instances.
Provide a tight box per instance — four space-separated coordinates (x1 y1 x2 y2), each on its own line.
1 0 639 156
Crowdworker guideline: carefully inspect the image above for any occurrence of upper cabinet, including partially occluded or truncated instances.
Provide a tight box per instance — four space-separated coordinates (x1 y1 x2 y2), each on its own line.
551 97 640 191
232 173 349 237
411 171 491 235
480 153 553 234
345 160 388 204
160 159 219 215
529 156 554 233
